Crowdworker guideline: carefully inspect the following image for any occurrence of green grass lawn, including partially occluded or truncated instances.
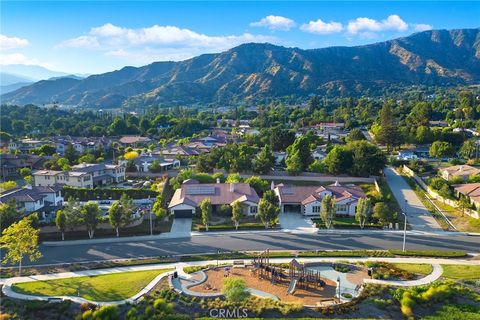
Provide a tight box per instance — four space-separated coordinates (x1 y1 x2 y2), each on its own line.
441 265 480 280
393 263 433 275
12 269 172 301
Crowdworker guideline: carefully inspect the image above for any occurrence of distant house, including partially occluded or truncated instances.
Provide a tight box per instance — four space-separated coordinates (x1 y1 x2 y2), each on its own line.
119 136 151 147
168 180 259 218
274 151 286 166
120 154 180 172
33 163 125 188
274 182 366 216
8 139 47 153
0 185 63 221
0 154 48 179
439 165 480 181
453 183 480 209
428 120 448 128
162 145 204 157
311 147 327 161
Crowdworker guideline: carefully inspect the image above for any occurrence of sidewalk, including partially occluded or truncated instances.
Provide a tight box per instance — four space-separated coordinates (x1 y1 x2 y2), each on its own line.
365 264 443 287
2 257 478 306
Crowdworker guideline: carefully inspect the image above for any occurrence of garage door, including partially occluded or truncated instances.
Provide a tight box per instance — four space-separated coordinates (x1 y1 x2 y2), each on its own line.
174 209 193 218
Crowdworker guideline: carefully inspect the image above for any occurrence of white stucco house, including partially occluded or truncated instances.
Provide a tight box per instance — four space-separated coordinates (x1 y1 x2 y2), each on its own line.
274 182 366 216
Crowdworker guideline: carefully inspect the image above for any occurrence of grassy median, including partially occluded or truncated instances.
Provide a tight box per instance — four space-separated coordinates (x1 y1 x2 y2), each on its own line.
12 269 172 301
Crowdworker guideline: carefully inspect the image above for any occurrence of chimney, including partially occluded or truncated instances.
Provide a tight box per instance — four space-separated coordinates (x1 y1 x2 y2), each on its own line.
230 182 235 192
216 178 220 184
270 181 275 190
459 166 464 172
25 184 32 190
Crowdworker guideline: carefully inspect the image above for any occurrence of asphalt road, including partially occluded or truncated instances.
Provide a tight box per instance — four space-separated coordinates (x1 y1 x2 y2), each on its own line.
384 167 443 232
21 231 480 267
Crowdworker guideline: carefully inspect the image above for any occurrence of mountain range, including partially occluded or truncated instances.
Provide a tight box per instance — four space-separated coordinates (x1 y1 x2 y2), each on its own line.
2 28 480 108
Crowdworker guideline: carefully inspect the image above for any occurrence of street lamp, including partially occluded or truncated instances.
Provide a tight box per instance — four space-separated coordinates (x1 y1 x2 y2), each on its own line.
337 276 341 299
148 196 153 236
402 200 408 252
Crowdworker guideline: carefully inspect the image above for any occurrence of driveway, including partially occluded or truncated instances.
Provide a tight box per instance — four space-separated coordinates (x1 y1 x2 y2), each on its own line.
170 218 192 237
384 167 443 232
278 212 318 233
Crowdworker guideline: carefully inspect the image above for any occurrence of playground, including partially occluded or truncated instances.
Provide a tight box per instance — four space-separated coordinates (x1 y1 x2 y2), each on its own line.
185 250 369 306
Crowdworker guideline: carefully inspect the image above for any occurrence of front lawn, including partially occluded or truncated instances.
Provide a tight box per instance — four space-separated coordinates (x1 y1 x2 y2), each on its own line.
192 214 276 231
12 269 172 301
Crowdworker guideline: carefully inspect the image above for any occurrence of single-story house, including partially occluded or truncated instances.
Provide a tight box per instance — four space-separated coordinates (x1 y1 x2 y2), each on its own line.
168 180 259 218
274 182 366 216
440 165 480 181
453 183 480 209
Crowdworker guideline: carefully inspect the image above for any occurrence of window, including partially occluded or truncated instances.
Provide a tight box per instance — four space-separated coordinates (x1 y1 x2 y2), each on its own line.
250 206 258 214
336 204 347 212
312 206 321 213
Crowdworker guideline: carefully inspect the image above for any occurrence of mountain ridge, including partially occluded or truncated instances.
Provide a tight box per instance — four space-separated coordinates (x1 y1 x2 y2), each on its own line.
2 28 480 107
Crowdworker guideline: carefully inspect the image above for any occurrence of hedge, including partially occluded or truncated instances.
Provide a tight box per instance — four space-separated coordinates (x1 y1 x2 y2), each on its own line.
62 186 159 201
388 250 467 258
195 223 277 232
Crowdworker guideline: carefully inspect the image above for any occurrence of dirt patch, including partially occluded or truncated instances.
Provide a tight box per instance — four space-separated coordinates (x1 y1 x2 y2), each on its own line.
189 267 339 306
346 269 369 285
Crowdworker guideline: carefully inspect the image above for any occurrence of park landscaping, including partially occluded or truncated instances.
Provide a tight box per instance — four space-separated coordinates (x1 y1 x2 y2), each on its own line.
12 268 172 301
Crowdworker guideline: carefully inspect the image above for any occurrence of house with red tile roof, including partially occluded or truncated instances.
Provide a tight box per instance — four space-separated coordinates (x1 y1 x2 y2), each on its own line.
453 183 480 209
274 182 366 216
168 179 259 218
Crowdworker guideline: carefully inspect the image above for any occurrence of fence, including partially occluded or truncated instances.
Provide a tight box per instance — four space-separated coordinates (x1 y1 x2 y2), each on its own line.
402 165 479 219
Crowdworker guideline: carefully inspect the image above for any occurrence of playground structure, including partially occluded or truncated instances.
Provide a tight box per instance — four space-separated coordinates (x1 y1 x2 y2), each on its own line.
252 250 325 295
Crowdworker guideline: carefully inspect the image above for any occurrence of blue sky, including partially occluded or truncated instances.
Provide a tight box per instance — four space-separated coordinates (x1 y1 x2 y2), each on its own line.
1 1 479 74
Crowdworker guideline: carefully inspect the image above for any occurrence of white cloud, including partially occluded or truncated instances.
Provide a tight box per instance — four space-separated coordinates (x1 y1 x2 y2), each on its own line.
0 34 29 50
57 23 278 63
413 23 433 32
300 19 343 34
250 15 296 31
59 23 276 50
347 14 408 35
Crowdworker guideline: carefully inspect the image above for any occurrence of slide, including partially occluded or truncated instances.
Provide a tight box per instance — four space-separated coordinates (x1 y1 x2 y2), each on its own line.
287 278 298 294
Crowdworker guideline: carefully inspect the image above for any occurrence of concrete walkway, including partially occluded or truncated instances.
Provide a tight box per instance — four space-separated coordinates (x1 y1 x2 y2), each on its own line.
2 256 478 305
365 264 443 287
384 167 443 232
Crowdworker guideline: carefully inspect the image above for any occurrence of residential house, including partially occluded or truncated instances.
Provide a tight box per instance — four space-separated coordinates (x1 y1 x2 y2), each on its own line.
120 153 180 172
311 147 327 161
33 163 125 188
453 183 480 209
8 139 47 153
440 165 480 181
0 154 48 179
274 182 367 216
168 179 259 218
0 184 64 221
119 136 151 147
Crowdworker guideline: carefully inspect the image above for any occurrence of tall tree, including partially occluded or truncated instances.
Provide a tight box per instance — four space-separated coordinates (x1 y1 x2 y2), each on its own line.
429 141 455 158
286 135 313 174
254 144 275 174
81 202 102 239
376 102 400 151
231 201 243 230
0 200 19 231
63 197 82 231
355 198 371 229
372 202 395 226
321 195 335 229
200 199 212 231
1 217 42 275
55 209 67 241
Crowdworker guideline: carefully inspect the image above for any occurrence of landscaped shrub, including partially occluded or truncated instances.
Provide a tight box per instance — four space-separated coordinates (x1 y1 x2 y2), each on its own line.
223 277 250 302
389 250 467 258
333 264 351 273
78 305 119 320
